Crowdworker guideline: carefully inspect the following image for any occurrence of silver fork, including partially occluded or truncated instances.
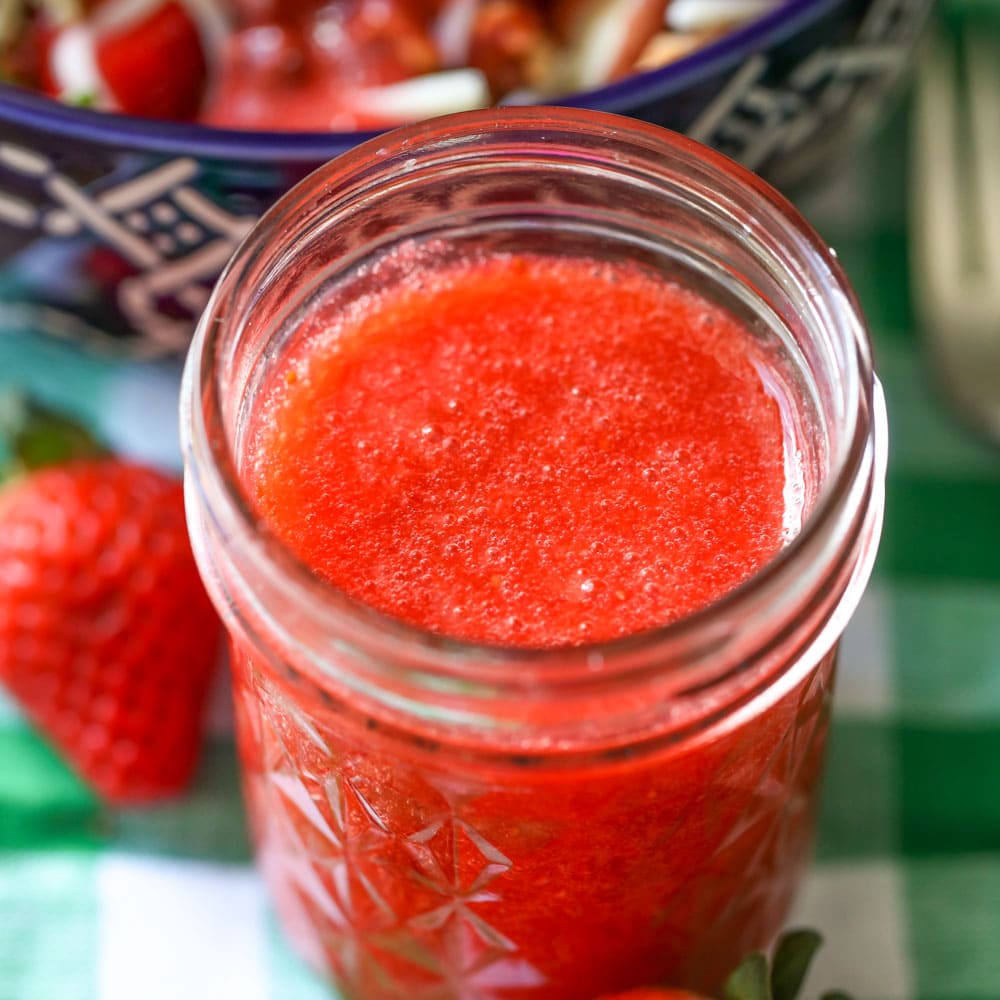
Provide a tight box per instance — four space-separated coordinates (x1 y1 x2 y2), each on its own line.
910 21 1000 443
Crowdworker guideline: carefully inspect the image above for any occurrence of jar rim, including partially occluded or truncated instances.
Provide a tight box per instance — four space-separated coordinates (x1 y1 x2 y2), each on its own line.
181 106 883 685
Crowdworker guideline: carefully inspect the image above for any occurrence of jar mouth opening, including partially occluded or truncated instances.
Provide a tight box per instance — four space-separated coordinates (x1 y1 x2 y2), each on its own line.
182 107 879 677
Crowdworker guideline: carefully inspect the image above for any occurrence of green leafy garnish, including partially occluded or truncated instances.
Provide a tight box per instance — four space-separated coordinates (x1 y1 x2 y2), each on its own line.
771 930 824 1000
721 929 844 1000
725 951 772 1000
69 90 98 108
0 390 105 478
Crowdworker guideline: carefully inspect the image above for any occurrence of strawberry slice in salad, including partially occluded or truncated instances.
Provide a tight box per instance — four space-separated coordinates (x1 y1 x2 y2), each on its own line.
33 0 224 119
1 0 785 128
93 0 210 118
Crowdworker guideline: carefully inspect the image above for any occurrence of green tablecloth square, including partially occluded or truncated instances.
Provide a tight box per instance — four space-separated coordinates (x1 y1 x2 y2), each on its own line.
816 720 900 860
870 340 1000 479
108 742 250 864
898 726 1000 856
0 328 114 441
0 730 99 852
892 584 1000 721
878 477 1000 584
906 857 1000 997
0 853 98 1000
823 232 916 343
0 326 184 472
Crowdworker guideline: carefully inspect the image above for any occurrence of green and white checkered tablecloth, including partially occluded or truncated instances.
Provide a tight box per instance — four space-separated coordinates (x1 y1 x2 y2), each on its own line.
0 55 998 1000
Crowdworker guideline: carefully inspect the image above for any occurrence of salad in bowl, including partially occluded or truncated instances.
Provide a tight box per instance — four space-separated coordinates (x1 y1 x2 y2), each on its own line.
2 0 784 130
0 0 928 354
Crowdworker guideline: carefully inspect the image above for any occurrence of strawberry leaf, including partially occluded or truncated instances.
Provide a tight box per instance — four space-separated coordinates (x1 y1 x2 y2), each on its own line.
820 993 853 1000
724 951 772 1000
771 930 823 1000
0 391 105 478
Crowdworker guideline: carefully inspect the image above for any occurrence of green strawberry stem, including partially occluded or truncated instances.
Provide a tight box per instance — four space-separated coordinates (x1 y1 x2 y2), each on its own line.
0 391 106 479
771 930 824 1000
722 929 833 1000
724 952 772 1000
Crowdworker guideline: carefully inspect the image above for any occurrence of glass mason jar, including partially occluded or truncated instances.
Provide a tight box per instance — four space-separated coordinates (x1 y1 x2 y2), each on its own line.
181 108 887 1000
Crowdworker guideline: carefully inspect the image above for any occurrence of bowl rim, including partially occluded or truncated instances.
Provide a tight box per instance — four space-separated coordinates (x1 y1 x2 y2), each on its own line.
0 0 832 161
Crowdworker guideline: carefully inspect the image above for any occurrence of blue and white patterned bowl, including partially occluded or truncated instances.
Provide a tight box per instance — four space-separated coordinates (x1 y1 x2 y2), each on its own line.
0 0 928 355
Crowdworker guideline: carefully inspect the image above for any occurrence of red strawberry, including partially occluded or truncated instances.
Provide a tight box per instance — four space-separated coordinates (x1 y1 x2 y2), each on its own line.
36 0 211 119
95 0 208 119
0 395 221 803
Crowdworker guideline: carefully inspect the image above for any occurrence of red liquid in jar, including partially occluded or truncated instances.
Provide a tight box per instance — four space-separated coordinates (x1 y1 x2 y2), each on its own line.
249 252 789 644
237 250 830 998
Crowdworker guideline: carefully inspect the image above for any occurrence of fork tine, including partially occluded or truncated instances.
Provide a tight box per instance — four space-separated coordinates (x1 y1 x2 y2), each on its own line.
910 24 1000 442
966 28 1000 282
910 31 963 320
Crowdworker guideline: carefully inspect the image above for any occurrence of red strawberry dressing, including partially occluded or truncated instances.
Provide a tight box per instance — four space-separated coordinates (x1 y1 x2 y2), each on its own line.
248 251 789 645
233 248 829 997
